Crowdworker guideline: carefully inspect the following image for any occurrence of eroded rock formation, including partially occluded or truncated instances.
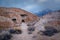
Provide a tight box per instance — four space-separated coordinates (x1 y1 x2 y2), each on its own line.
0 7 39 29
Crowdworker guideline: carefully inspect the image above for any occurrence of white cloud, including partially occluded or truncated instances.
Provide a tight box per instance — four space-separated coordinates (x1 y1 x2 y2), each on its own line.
24 5 35 10
22 4 37 11
55 0 60 3
37 0 47 3
55 0 60 1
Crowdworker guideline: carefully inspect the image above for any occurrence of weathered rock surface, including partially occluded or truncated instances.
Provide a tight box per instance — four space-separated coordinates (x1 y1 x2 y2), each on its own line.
0 7 39 29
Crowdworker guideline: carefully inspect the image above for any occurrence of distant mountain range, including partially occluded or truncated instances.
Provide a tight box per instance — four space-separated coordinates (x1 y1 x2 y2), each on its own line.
35 9 52 17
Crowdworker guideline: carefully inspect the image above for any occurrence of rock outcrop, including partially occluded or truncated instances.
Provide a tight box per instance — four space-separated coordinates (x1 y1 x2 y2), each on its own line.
0 7 39 40
0 7 39 29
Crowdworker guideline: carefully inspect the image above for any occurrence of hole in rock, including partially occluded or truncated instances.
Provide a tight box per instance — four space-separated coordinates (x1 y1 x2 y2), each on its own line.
22 20 25 22
20 14 27 17
12 18 16 22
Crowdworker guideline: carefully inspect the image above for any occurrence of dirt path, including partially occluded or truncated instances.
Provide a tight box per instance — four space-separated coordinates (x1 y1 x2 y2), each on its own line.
10 23 38 40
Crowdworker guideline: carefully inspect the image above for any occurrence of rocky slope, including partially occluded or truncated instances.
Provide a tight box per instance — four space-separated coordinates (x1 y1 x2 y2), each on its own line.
0 7 39 29
34 10 60 40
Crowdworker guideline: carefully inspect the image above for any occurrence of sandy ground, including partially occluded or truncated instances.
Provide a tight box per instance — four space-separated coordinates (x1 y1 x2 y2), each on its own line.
10 23 60 40
10 23 38 40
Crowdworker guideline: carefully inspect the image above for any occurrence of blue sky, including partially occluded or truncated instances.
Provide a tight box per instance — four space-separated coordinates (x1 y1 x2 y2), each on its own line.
0 0 60 13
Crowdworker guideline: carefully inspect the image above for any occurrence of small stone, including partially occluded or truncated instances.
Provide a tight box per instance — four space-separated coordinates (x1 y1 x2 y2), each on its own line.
9 29 22 34
32 36 37 38
28 32 32 34
28 27 35 31
2 34 12 40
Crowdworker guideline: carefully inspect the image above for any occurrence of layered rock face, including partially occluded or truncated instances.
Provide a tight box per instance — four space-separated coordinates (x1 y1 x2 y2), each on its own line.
0 7 39 29
0 7 39 23
0 8 21 29
9 8 39 23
